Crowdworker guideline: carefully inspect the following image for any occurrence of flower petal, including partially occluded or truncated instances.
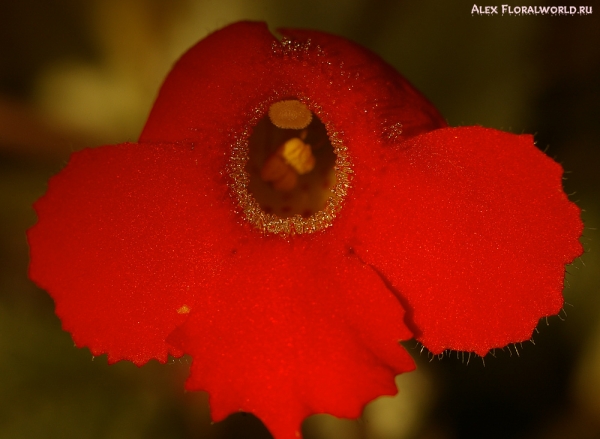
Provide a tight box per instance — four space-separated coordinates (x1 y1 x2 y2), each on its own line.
341 126 583 356
140 21 276 144
27 139 415 439
28 141 241 364
167 238 415 439
140 21 445 147
276 26 447 139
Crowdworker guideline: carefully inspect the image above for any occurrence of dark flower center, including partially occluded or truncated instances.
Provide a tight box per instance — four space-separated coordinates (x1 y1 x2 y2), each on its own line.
230 98 350 235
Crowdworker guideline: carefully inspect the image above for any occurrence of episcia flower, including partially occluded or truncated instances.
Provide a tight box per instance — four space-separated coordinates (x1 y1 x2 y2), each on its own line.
28 21 583 439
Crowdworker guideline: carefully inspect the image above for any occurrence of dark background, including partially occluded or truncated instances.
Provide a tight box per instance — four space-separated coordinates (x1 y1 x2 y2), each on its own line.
1 1 599 438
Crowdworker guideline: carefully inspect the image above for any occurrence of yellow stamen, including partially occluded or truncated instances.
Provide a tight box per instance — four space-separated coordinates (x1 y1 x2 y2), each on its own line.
260 137 315 192
268 100 312 129
281 138 315 174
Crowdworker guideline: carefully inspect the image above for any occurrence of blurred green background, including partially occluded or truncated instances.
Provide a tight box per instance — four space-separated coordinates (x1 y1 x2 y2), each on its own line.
1 1 599 438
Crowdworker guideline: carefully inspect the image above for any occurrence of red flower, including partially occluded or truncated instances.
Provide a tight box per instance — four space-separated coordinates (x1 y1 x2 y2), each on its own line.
28 21 583 439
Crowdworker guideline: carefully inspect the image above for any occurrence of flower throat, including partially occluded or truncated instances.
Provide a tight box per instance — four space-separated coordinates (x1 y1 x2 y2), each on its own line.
230 99 350 235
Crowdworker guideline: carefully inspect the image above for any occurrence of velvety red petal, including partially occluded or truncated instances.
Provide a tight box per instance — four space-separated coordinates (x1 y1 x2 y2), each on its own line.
167 239 414 439
139 21 276 144
28 141 243 364
276 26 447 138
140 21 445 147
28 139 414 439
338 126 583 356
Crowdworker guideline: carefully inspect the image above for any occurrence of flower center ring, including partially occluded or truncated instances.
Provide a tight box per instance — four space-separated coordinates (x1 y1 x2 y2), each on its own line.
229 98 352 235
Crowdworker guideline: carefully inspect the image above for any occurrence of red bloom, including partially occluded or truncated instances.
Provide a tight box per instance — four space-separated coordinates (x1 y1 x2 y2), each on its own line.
28 22 583 439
